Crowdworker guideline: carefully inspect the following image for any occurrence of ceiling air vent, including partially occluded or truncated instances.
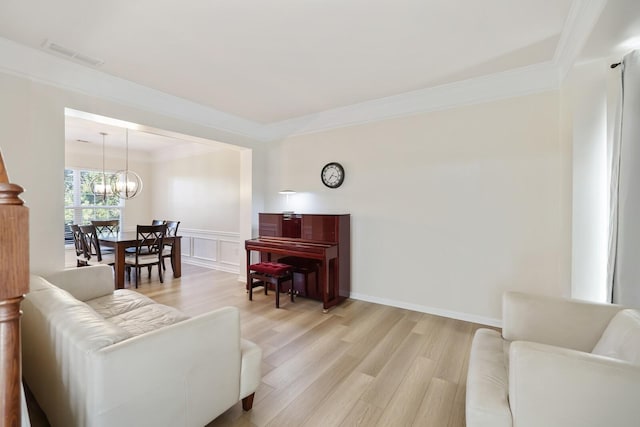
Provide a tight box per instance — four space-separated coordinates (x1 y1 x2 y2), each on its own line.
42 39 104 67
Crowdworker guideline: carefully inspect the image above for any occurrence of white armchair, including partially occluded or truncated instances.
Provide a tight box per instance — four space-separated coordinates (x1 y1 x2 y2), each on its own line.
466 291 640 427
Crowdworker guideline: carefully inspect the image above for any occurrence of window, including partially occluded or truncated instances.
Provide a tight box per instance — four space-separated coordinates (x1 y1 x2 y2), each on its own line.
64 168 123 243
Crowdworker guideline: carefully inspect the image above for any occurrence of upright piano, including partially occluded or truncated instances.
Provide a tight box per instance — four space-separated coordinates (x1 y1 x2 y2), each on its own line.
245 213 350 311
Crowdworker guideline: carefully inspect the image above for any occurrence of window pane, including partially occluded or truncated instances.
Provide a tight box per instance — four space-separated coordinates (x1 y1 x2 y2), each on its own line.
64 208 75 225
65 168 123 244
80 170 103 206
88 208 120 221
79 171 122 206
64 169 74 207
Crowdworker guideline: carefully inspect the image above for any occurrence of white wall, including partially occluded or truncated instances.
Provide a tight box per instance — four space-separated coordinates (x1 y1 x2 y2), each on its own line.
267 91 571 325
151 147 243 272
564 59 609 302
150 148 240 231
0 72 263 276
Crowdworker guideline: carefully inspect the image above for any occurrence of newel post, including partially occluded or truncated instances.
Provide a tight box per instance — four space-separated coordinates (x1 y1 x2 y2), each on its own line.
0 152 29 427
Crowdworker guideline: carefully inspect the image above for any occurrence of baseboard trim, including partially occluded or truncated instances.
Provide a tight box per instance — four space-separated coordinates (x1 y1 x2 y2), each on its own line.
182 258 239 274
349 292 502 328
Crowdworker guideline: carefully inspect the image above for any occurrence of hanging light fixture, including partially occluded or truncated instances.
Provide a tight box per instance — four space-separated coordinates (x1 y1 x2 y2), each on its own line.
111 128 143 199
92 132 113 201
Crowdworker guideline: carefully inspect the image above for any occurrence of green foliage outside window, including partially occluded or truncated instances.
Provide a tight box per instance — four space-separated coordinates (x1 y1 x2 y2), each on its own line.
64 169 123 239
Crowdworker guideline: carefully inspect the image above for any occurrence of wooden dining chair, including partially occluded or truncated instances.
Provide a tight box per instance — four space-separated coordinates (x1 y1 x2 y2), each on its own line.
79 224 115 266
70 224 89 267
125 224 166 288
91 219 120 236
152 219 165 226
161 220 180 272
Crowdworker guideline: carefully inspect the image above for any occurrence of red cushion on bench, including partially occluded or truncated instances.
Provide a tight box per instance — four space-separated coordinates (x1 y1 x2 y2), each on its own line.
249 262 291 276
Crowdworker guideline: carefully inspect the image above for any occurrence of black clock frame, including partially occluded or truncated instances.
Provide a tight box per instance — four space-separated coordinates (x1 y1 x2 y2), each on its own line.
321 162 345 188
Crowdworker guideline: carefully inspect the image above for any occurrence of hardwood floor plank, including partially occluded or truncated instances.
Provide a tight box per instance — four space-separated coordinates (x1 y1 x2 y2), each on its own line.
412 377 458 427
433 319 473 383
263 355 362 427
419 315 452 361
374 356 436 427
339 399 384 427
360 332 425 408
262 314 347 369
300 371 374 427
351 317 416 377
261 317 348 389
240 343 349 426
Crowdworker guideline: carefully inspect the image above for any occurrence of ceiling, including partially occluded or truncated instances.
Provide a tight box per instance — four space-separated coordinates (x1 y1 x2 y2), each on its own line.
65 115 190 154
64 112 233 155
1 0 640 137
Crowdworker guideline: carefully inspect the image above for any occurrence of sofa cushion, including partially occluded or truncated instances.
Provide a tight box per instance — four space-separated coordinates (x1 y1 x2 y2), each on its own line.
592 309 640 365
45 265 115 302
24 287 132 351
108 303 190 337
86 289 156 319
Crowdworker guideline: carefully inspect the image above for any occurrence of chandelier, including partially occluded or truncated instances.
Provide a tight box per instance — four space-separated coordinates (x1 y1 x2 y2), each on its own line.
92 132 113 201
111 128 143 199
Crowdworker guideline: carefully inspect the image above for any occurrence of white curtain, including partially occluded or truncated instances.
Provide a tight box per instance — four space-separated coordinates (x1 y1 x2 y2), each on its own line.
608 49 640 306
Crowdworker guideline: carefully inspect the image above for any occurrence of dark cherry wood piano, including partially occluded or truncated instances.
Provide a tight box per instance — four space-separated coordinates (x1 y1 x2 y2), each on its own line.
245 213 350 311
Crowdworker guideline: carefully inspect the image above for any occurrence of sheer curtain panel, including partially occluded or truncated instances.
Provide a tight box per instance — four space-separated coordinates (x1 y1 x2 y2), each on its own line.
609 49 640 306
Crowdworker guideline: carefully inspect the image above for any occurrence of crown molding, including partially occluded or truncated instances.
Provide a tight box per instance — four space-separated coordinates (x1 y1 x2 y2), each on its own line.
0 37 266 142
262 61 561 140
262 0 606 141
553 0 609 81
0 0 604 144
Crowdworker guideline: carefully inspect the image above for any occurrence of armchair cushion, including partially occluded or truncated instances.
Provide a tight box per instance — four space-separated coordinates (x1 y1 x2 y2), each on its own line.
592 309 640 364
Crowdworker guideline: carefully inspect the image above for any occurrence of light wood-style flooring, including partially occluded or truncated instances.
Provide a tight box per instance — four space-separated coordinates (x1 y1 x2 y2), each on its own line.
37 260 492 426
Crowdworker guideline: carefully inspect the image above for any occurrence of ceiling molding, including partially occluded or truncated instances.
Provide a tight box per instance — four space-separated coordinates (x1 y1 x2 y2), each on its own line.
0 37 266 142
0 0 604 144
553 0 609 81
263 62 560 140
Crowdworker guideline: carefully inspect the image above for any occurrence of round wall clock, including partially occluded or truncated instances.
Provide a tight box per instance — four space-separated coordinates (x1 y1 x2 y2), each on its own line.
321 162 345 188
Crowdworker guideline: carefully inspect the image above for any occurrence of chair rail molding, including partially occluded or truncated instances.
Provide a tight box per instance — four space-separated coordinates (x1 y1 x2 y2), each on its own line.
179 228 240 274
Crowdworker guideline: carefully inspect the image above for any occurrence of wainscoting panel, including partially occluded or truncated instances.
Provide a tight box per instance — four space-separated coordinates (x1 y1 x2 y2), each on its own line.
178 229 240 274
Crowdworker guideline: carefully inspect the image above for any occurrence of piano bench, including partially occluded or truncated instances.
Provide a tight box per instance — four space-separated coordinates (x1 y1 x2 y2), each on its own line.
248 262 294 308
278 256 319 297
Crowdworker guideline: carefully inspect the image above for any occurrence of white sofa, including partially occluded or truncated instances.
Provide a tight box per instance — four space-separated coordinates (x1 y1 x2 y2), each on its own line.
466 291 640 427
22 265 261 427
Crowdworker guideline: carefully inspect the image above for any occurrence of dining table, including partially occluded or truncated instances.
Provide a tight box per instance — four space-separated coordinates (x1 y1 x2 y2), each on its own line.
98 232 182 289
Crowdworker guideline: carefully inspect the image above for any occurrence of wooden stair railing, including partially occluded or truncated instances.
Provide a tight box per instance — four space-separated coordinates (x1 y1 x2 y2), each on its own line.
0 152 29 427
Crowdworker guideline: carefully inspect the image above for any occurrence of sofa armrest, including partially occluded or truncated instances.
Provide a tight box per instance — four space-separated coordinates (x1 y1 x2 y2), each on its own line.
502 291 623 351
240 338 262 400
87 306 252 427
509 341 640 427
45 265 114 301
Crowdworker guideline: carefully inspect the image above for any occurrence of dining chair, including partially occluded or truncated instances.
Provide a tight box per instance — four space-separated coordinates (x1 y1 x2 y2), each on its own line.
161 220 181 273
125 224 166 288
79 224 115 266
124 220 165 256
91 219 120 236
90 220 119 253
70 224 89 267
